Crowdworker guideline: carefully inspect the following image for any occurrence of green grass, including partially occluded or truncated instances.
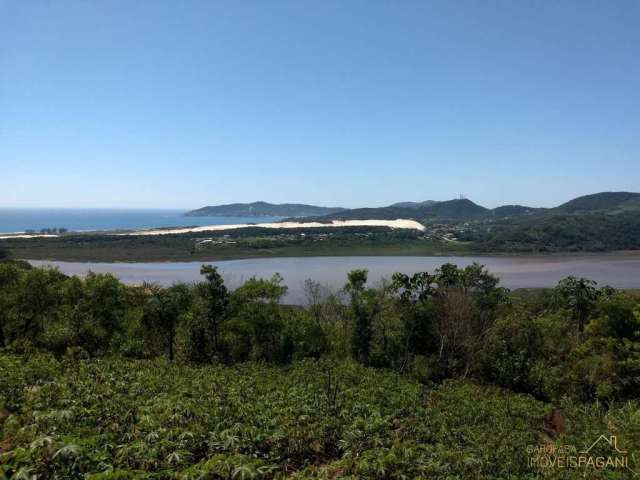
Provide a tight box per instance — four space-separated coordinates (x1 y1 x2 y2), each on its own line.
1 355 639 479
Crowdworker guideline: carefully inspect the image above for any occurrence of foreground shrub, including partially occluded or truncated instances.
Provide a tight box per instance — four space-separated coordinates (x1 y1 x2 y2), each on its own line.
2 355 639 479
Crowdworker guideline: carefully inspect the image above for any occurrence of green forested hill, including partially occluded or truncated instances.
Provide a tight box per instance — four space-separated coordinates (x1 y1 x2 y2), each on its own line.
290 192 640 252
465 211 640 252
293 192 640 224
189 192 640 224
552 191 640 214
304 199 490 222
491 204 540 217
388 199 439 208
186 201 346 217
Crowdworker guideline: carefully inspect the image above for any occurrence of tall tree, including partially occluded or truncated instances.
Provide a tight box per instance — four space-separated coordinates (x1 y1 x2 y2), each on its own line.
227 274 288 362
0 262 22 347
553 276 600 338
14 267 66 341
199 265 229 355
391 271 437 370
143 283 192 361
431 263 508 377
345 269 379 365
76 272 128 353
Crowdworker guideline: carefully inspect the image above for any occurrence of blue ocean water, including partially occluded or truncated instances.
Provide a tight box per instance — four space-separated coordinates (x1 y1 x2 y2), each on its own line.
0 208 283 234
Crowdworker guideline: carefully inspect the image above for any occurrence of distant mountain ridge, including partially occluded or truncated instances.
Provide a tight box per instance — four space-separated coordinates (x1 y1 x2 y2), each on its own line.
389 200 439 208
281 191 640 253
185 201 347 217
552 192 640 214
188 192 640 224
491 205 540 217
286 192 640 223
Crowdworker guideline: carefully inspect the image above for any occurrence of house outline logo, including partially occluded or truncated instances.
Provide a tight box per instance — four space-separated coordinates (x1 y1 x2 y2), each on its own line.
582 435 627 454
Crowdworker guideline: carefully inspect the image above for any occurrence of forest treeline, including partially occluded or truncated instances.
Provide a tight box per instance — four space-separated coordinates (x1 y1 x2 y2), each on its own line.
466 211 640 252
1 259 639 404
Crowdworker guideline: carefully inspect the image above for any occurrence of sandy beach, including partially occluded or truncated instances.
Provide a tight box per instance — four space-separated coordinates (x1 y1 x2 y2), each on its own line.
0 234 60 240
117 219 426 236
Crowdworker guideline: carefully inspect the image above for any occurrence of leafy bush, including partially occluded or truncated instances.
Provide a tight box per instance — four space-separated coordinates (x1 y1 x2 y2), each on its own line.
478 311 544 393
2 356 639 479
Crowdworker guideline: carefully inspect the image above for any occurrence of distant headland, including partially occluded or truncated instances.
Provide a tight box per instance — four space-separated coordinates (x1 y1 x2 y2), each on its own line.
185 201 346 217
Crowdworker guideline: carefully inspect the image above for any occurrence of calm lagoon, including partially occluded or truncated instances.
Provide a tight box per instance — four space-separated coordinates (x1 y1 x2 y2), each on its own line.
29 254 640 304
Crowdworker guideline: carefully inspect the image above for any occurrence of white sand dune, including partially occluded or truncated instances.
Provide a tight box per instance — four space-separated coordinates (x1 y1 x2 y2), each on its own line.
118 219 426 236
0 234 59 239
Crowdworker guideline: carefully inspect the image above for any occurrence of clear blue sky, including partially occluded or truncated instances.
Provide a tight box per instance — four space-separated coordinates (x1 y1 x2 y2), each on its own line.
1 0 639 209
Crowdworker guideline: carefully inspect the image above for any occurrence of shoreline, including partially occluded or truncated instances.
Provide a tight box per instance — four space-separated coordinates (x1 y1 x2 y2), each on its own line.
0 233 60 239
19 249 640 265
115 219 426 235
25 255 640 294
0 218 425 238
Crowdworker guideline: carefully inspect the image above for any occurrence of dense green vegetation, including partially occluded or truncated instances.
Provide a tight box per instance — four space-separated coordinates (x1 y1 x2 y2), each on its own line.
292 199 492 222
466 211 640 252
0 227 472 262
292 192 640 253
1 260 640 478
5 213 640 262
3 357 639 479
554 192 640 214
